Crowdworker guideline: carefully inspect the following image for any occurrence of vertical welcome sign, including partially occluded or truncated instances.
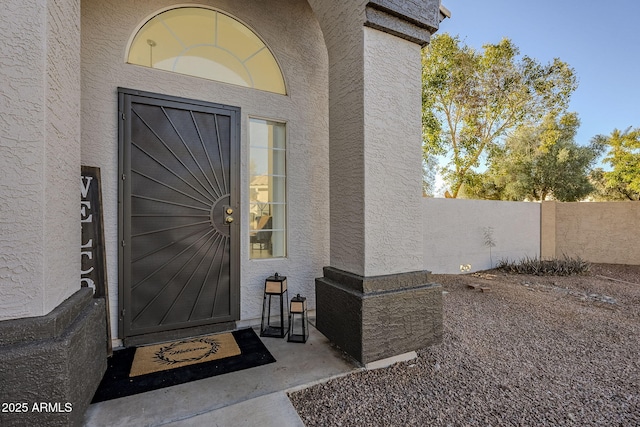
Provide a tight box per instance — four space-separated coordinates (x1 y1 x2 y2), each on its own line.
81 166 112 353
81 166 107 293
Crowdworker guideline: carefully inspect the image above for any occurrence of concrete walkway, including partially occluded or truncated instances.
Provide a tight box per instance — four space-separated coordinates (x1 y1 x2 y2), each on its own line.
83 325 359 426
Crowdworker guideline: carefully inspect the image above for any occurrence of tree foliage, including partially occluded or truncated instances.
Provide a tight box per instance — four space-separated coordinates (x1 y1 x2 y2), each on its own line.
590 128 640 201
422 33 578 198
422 152 438 197
464 112 602 201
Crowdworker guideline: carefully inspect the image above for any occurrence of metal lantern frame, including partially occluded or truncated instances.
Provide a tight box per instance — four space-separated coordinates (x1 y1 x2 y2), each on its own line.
287 293 309 343
260 273 289 338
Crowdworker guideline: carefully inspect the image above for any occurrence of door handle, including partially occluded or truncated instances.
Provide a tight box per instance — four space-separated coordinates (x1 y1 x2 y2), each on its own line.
225 216 234 224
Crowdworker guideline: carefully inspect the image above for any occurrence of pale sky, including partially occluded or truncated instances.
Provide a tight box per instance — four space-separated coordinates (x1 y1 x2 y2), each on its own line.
438 0 640 146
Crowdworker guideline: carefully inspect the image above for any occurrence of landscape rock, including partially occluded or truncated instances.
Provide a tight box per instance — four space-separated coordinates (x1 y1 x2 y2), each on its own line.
289 264 640 426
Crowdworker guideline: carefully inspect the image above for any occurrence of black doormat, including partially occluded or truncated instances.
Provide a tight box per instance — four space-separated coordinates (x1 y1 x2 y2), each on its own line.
91 328 275 403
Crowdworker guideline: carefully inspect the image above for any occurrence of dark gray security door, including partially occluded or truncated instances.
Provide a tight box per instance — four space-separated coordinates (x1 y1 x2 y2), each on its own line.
119 89 240 340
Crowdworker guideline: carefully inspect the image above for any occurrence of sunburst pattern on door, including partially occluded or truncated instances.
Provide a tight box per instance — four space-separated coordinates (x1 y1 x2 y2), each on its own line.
120 91 239 338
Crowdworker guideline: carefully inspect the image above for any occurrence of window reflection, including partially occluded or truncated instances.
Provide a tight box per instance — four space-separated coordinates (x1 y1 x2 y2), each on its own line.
249 119 286 258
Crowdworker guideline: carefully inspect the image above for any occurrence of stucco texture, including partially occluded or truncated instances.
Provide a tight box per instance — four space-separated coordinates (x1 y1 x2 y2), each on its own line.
1 0 81 320
542 201 640 265
423 198 541 274
306 0 426 276
81 0 329 339
308 0 368 275
363 27 424 276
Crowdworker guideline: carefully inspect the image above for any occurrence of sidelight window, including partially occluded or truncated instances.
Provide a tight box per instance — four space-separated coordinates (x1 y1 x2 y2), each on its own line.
249 119 286 259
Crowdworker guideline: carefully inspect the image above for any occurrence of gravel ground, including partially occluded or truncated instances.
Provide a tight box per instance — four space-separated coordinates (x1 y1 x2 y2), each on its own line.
289 264 640 426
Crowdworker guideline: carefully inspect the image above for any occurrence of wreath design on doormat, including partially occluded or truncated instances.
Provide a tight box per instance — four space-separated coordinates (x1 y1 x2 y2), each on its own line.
153 337 221 365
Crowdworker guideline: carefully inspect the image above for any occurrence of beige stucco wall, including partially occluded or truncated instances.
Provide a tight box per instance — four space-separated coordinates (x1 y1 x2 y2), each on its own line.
363 27 424 275
305 0 425 276
541 201 640 265
423 198 541 274
0 0 81 320
308 0 367 275
540 201 556 260
81 0 329 339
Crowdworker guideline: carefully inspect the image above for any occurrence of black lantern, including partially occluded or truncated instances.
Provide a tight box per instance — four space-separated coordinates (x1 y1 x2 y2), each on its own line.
260 273 289 338
287 294 309 343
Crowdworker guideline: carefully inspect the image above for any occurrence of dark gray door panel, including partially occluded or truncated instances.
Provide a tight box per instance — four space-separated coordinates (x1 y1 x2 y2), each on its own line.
118 89 240 340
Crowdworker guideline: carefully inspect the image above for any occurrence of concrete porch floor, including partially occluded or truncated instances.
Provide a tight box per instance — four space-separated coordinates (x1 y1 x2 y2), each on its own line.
83 323 360 426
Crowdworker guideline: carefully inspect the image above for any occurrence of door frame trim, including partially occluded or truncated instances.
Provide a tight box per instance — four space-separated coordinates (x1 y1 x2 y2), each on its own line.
117 87 241 344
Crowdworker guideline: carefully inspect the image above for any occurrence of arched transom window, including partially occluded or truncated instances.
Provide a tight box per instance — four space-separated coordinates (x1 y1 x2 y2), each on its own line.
128 7 286 94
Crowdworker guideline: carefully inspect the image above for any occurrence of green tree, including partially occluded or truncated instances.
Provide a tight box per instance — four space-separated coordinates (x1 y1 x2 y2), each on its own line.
590 128 640 200
588 169 630 201
466 112 603 201
422 152 438 197
422 33 578 198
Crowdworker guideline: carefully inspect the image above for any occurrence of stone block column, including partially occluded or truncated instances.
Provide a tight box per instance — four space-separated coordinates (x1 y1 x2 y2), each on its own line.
309 0 446 364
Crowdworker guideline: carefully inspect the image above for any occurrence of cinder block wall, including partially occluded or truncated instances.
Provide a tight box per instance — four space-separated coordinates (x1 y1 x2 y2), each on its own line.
423 198 540 274
541 201 640 265
423 199 640 274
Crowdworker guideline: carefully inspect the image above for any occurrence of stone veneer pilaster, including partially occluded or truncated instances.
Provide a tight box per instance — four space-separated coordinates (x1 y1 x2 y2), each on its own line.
316 268 442 364
0 289 107 426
